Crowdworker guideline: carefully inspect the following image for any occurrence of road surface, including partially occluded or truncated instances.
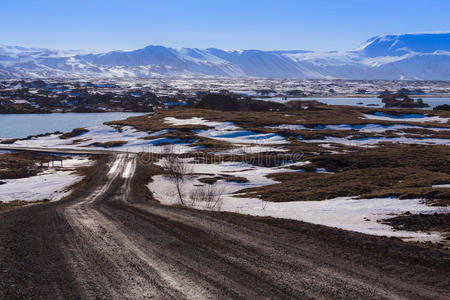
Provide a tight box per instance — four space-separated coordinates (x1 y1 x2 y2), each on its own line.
0 153 449 299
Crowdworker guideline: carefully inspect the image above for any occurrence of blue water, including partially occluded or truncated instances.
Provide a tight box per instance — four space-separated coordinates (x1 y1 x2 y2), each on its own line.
0 112 148 139
246 133 279 140
352 137 383 141
254 97 450 109
216 131 256 138
373 112 425 119
215 130 281 140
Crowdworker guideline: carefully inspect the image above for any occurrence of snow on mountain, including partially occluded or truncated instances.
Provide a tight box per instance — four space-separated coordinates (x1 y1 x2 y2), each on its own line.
358 32 450 57
0 33 449 80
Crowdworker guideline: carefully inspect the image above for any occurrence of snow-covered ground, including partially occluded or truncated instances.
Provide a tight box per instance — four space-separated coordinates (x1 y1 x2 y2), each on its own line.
148 159 307 206
3 115 447 153
362 113 449 124
198 129 287 145
212 145 289 154
267 123 450 133
432 184 450 188
148 159 450 242
5 125 197 154
301 136 450 147
218 196 448 243
3 117 289 154
0 156 91 203
164 117 237 128
165 116 288 146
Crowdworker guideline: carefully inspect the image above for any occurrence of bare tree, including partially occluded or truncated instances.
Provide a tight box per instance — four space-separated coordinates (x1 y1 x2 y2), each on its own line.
190 183 225 210
162 148 192 205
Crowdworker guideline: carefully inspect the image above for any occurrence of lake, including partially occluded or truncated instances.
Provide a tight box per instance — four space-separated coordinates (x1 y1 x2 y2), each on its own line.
0 112 148 139
254 97 450 109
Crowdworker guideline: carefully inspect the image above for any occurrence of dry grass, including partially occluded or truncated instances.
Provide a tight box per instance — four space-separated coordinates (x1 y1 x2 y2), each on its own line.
0 151 55 180
89 140 128 148
239 145 450 203
0 200 47 212
59 128 88 139
382 213 450 235
198 175 249 184
108 106 450 131
134 157 165 203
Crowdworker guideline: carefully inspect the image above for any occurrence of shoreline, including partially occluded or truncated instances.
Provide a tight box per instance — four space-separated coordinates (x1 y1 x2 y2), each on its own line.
256 94 450 99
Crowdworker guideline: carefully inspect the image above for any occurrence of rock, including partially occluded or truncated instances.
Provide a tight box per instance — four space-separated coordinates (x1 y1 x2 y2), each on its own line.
382 95 429 108
434 104 450 111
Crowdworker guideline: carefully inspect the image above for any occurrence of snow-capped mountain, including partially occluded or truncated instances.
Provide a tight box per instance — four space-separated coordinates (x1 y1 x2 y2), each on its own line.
1 33 449 80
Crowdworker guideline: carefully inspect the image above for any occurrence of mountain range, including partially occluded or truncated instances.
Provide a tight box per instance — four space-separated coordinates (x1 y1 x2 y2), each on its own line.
1 32 449 80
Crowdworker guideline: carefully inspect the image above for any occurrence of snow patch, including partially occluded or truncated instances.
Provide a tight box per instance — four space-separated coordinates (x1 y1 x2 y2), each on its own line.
301 136 450 147
164 117 238 129
267 123 450 133
0 156 91 203
362 113 449 124
218 196 449 242
7 124 197 154
432 184 450 188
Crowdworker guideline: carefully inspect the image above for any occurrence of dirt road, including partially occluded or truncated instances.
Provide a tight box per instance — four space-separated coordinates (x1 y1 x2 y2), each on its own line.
1 153 449 299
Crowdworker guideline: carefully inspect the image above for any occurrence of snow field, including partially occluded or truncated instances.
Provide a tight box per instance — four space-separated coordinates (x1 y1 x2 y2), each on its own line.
362 113 449 124
148 159 450 242
0 155 92 202
7 124 197 154
165 117 288 145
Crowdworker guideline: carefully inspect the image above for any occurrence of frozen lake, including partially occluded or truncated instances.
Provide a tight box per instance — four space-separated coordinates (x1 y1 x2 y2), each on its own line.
0 112 148 139
254 97 450 109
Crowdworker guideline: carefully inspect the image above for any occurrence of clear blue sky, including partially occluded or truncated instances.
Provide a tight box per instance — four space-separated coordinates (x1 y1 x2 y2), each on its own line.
1 0 449 52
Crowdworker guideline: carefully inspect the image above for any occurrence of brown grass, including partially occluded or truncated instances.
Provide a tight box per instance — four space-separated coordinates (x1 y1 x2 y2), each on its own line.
108 107 450 133
238 145 450 203
198 175 249 184
59 128 88 139
0 152 55 180
134 157 165 203
382 213 450 233
0 200 48 212
89 140 128 148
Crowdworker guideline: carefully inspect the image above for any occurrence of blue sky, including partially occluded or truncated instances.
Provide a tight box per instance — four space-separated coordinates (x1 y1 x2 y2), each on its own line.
1 0 449 52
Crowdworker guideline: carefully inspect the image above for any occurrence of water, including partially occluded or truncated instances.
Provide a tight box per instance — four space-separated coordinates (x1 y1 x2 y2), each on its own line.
254 97 450 109
0 112 148 139
372 112 426 119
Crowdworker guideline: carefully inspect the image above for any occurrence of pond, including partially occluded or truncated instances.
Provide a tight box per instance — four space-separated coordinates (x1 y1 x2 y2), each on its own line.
254 97 450 109
0 112 148 139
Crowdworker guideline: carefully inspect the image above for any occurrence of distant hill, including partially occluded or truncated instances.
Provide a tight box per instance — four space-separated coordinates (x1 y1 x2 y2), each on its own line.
1 32 449 80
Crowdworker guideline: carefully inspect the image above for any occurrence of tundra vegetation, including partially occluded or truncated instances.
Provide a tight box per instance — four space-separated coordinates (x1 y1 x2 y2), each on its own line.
2 93 450 245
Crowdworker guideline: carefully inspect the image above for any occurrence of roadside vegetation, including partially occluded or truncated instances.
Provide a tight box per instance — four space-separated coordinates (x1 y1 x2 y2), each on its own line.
0 151 54 179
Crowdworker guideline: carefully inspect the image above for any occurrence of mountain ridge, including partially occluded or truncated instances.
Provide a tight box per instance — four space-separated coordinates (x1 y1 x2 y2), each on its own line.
1 32 449 80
